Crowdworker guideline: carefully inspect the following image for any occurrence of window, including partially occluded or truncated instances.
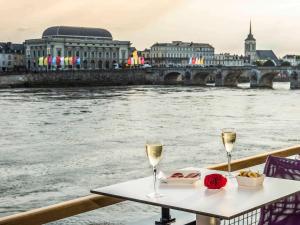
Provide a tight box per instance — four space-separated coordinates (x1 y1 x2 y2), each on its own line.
91 52 95 58
99 52 102 58
76 51 80 57
106 52 109 58
84 52 87 57
68 51 72 57
113 52 116 58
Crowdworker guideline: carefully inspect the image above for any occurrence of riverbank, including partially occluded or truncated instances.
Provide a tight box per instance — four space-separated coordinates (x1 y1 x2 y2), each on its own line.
0 68 297 89
0 69 161 88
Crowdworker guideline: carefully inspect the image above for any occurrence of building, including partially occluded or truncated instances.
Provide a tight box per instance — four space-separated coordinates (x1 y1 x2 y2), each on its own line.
244 22 256 63
25 26 131 70
139 49 151 64
212 53 244 67
244 22 279 66
282 55 300 66
150 41 214 66
0 42 25 72
256 50 279 66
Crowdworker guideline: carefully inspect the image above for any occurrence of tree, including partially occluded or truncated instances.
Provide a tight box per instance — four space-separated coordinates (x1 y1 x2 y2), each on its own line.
280 61 291 67
263 60 276 67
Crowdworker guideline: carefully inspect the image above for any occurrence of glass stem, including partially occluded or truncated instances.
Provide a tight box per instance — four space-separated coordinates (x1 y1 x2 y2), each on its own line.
227 152 232 175
153 166 157 194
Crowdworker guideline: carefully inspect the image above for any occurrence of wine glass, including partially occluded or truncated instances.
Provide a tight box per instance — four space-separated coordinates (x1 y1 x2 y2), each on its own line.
221 128 236 177
145 141 163 198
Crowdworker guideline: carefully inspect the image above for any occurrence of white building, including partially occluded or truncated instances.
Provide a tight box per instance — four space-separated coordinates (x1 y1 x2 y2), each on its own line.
0 42 25 72
25 26 131 70
150 41 214 66
282 55 300 66
212 54 244 67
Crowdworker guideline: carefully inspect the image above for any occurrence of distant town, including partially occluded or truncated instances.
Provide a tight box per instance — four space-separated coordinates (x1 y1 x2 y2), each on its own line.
0 22 299 73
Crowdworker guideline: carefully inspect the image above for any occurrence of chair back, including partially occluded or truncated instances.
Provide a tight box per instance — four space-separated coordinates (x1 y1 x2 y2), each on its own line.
258 155 300 225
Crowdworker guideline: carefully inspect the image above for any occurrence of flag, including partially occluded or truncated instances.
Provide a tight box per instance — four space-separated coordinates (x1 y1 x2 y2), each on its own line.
130 57 134 65
189 57 192 65
127 58 131 65
56 56 61 66
76 57 81 65
38 57 43 66
68 57 73 65
52 56 56 66
201 57 205 65
132 50 139 64
192 57 196 65
43 57 48 66
141 57 145 65
60 57 64 67
64 57 69 66
72 57 76 65
48 56 52 65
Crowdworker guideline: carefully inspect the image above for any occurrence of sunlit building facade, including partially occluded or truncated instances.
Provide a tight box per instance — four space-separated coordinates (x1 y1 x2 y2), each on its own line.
25 26 131 70
0 42 25 72
150 41 214 66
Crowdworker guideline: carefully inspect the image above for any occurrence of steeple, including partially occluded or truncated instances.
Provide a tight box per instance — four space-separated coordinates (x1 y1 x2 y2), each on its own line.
245 20 255 41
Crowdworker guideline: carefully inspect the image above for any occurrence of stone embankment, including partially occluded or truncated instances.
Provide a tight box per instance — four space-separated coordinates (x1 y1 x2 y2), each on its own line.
0 69 161 88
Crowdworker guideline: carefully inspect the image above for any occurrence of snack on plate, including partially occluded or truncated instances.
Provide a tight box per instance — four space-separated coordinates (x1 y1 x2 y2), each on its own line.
169 172 199 179
160 170 200 184
238 170 261 178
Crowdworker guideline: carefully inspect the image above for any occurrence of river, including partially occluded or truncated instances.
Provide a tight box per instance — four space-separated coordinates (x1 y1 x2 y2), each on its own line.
0 82 300 224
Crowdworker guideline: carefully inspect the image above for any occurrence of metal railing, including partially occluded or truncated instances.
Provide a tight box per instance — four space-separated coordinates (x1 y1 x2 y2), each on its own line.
0 145 299 225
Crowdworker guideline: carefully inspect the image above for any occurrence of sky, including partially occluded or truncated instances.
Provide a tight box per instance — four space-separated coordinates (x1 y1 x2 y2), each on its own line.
0 0 299 57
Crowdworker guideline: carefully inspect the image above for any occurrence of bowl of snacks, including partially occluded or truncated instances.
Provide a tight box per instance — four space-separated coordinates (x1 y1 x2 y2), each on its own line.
236 170 265 188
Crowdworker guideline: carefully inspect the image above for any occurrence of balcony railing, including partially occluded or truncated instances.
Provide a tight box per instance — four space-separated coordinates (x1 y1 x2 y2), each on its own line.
0 145 299 225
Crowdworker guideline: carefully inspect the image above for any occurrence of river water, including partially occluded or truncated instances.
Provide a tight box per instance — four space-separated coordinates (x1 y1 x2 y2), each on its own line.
0 82 300 224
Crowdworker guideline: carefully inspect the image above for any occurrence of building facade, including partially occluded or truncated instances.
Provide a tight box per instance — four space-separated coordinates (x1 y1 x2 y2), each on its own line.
150 41 214 66
0 42 25 72
282 55 300 66
25 26 131 70
140 49 151 64
212 54 244 67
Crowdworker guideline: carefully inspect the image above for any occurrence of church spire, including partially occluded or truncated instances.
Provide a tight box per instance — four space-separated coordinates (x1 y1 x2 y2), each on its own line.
245 20 255 41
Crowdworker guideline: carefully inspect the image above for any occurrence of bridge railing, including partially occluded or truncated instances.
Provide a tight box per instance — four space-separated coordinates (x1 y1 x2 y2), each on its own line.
0 145 299 225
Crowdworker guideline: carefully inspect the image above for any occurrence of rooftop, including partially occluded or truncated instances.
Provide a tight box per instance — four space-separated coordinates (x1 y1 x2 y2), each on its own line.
42 26 113 40
152 41 214 49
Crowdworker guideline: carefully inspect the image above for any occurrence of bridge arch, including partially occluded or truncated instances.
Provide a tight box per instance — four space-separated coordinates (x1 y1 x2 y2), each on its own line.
260 72 279 88
191 72 212 85
164 71 183 84
223 71 242 87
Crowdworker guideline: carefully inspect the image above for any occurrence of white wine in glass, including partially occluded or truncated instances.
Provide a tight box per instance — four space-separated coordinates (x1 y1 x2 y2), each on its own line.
145 142 163 198
221 128 236 177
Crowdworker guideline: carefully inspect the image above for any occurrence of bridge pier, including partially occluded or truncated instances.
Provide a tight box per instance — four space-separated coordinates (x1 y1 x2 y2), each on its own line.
290 71 300 89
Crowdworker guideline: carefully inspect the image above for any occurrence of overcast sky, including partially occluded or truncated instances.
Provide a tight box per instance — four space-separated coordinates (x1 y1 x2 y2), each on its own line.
0 0 299 57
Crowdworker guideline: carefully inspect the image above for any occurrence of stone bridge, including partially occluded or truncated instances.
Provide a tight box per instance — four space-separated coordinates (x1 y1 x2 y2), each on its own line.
149 66 300 88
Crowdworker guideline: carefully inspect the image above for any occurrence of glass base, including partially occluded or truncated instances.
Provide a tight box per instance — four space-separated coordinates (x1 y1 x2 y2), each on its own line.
147 192 164 199
225 173 235 179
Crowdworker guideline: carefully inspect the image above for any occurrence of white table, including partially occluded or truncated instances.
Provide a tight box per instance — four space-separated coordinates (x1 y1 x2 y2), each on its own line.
91 168 300 225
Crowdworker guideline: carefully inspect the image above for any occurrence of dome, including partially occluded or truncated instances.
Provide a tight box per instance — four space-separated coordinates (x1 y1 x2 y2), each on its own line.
42 26 113 40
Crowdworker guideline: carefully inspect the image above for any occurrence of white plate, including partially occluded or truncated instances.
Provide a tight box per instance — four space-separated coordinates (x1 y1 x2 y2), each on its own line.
159 170 201 184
